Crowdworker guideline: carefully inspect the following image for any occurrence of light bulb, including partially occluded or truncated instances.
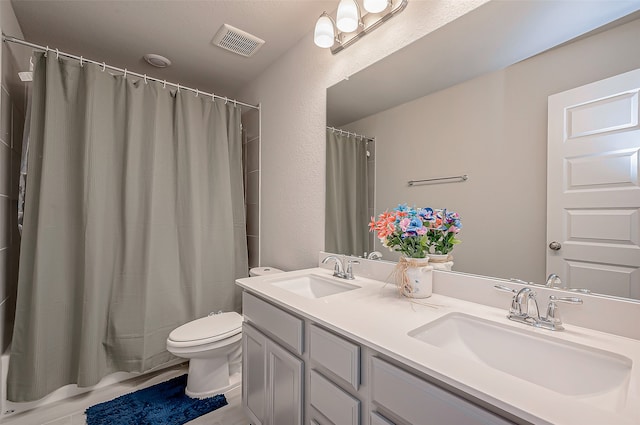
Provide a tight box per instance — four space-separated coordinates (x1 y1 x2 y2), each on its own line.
363 0 389 13
336 0 359 33
314 14 335 48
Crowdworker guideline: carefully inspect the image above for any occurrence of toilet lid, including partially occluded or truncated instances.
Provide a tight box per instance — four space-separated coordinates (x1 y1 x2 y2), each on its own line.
169 312 242 343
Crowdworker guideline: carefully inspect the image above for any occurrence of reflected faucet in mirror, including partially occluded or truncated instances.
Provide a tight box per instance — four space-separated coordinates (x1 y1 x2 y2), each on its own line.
366 251 383 260
545 273 562 288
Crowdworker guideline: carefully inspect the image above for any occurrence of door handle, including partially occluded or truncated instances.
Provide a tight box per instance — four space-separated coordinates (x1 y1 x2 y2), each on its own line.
549 241 562 251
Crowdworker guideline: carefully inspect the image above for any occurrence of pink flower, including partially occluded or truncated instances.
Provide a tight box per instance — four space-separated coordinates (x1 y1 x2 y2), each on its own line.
399 218 411 232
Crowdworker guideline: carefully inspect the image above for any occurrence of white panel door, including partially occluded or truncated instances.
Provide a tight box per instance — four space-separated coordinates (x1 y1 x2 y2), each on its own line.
243 323 268 425
547 68 640 299
267 340 303 425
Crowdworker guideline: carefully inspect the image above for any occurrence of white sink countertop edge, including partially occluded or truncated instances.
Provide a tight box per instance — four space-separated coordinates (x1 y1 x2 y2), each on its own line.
236 267 640 425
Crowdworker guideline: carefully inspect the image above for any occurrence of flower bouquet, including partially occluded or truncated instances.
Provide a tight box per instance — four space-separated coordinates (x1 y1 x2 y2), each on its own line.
369 204 462 298
425 208 462 255
368 204 462 257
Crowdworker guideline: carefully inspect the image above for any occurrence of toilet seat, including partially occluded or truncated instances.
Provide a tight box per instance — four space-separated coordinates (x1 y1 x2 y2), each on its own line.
167 312 242 349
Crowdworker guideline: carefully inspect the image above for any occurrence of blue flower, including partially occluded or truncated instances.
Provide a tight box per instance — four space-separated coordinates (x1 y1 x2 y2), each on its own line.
417 208 434 220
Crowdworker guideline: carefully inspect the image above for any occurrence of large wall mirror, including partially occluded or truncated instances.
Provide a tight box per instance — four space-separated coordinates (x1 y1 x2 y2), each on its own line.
326 1 640 300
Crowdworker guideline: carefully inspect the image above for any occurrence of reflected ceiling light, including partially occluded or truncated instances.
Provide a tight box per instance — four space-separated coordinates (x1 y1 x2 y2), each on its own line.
314 0 408 54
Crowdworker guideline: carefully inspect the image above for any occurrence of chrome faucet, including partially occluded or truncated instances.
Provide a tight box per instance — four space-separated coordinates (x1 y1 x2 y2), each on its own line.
496 286 540 325
545 273 562 288
495 284 582 331
366 251 383 260
322 255 359 280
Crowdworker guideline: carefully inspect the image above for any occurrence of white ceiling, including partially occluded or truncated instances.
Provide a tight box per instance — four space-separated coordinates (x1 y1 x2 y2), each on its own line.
10 0 335 98
12 0 640 120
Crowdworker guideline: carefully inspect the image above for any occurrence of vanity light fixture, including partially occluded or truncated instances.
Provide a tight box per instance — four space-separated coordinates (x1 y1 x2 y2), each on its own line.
314 0 408 54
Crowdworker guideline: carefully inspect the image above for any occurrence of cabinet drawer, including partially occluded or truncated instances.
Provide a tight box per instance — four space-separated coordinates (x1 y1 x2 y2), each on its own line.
371 357 513 425
310 324 360 390
371 411 395 425
243 291 304 355
310 369 360 425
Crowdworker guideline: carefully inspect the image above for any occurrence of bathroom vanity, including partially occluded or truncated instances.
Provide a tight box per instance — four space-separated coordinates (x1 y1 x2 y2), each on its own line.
236 258 640 425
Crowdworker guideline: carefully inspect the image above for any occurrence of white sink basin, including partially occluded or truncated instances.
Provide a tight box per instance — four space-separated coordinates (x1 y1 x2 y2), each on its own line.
268 274 360 299
409 313 632 399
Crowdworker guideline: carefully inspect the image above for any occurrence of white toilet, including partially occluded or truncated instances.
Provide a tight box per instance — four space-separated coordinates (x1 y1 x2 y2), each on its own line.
166 266 284 398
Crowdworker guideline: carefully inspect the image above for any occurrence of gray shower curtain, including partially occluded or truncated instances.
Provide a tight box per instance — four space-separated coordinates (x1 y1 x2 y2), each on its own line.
8 52 248 402
325 129 369 256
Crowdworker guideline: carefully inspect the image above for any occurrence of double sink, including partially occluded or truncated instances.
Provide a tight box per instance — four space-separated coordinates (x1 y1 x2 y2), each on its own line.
266 271 633 411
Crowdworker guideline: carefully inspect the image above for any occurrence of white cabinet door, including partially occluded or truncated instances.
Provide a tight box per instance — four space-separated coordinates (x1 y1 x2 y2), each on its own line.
268 339 303 425
243 322 303 425
547 68 640 298
243 323 268 425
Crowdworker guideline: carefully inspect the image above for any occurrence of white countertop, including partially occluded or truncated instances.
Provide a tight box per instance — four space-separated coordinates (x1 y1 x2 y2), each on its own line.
236 267 640 425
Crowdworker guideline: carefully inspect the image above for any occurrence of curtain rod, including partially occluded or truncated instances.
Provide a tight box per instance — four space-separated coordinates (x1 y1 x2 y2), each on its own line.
2 35 260 111
327 126 374 141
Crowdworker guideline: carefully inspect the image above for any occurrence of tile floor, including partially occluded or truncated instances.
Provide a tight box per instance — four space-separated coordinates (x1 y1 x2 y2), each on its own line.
1 365 250 425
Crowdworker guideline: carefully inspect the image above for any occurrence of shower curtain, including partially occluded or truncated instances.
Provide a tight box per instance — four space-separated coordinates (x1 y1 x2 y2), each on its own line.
325 129 369 256
8 52 248 402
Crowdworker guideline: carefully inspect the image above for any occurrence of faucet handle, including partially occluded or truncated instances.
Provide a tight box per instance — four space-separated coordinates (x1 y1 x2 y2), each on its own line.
509 278 533 285
345 259 359 280
494 284 517 294
550 295 583 304
539 295 583 331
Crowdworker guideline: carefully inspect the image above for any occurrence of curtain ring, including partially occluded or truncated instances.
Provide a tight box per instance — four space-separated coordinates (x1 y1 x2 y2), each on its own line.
224 97 228 104
211 92 215 102
55 48 59 59
195 89 199 97
163 80 166 89
234 99 237 108
80 56 83 67
123 68 127 79
143 74 147 84
44 46 49 57
177 83 180 92
102 62 106 72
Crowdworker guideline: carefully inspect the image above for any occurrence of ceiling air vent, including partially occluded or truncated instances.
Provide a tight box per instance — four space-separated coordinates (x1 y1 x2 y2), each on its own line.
212 24 265 57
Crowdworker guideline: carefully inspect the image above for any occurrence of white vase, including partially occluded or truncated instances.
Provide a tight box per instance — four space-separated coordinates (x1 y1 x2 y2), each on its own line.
428 254 454 271
395 257 433 298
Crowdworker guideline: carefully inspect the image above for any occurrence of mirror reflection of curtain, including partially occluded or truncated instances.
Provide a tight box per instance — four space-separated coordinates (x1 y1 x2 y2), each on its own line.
325 129 369 256
8 52 248 402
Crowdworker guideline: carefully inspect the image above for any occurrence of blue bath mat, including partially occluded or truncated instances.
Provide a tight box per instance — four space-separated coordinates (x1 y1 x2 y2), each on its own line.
85 374 227 425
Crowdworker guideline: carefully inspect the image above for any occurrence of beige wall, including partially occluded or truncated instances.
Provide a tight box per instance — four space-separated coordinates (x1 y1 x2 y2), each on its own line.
238 0 489 271
344 17 640 283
